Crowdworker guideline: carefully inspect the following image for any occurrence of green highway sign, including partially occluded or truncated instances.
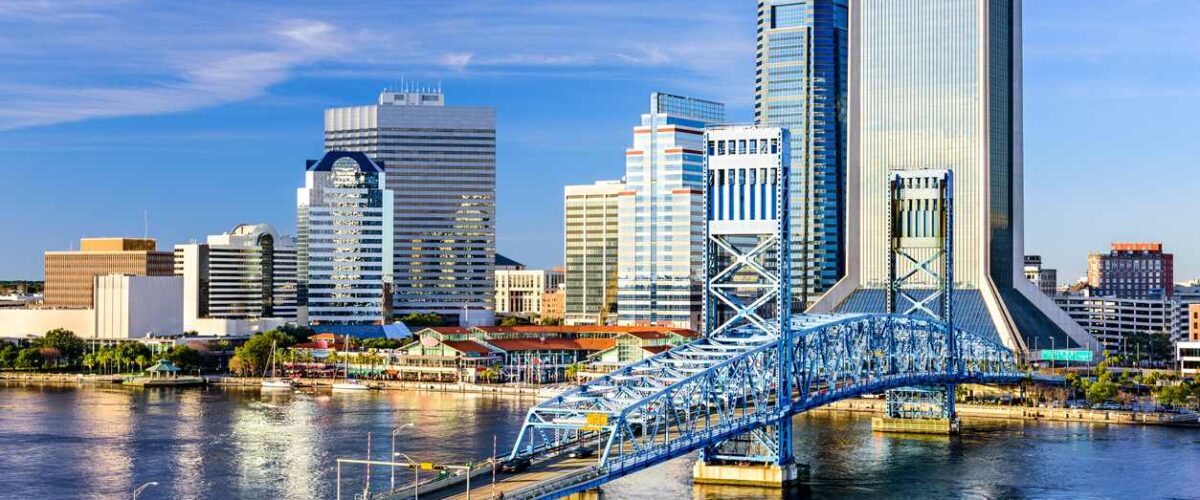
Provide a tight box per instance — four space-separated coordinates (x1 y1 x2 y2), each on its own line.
1040 349 1093 362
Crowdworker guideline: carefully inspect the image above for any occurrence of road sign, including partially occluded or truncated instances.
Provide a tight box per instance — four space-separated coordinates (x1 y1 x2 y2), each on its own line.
420 462 435 470
1040 349 1092 362
583 413 608 431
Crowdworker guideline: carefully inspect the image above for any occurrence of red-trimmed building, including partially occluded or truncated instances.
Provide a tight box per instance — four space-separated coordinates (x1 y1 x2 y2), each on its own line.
401 325 697 383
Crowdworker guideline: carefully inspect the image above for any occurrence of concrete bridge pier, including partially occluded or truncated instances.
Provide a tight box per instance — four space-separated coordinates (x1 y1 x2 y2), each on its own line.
692 460 808 488
691 421 808 488
564 488 604 499
872 385 960 435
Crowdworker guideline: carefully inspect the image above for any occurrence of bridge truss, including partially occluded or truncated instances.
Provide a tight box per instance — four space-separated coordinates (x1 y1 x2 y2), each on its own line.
508 313 1026 497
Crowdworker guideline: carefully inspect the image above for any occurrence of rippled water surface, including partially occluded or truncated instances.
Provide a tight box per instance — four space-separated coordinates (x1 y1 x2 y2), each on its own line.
1 383 1198 499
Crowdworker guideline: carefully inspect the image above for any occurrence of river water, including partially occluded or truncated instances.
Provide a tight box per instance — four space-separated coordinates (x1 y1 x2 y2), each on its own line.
1 383 1198 499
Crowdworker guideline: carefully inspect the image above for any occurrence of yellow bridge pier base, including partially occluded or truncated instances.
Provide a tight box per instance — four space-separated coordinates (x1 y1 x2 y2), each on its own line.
692 460 808 487
871 416 960 435
565 488 604 500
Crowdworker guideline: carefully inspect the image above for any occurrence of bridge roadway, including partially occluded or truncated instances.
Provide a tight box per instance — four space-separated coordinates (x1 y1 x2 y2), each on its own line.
420 454 594 500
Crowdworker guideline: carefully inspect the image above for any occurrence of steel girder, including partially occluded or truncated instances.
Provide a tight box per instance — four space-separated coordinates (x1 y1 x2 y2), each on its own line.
507 314 1025 497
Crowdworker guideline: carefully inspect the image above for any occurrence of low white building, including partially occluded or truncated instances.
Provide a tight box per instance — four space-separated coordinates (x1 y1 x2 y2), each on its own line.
0 308 94 338
175 223 300 335
0 274 182 340
94 274 183 339
1178 341 1200 376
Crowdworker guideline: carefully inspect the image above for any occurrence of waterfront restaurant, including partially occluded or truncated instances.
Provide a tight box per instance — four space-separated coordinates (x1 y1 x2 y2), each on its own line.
403 325 697 383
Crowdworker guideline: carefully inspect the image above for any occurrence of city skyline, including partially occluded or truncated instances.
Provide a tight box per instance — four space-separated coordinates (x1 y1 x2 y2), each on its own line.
1 1 1198 283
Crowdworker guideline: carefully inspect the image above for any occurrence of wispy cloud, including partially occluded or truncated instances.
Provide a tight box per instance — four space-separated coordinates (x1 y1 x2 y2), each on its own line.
0 16 347 130
0 0 754 130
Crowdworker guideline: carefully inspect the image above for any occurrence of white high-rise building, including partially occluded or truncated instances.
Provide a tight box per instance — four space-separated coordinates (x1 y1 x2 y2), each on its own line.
297 151 394 329
564 180 623 325
324 89 496 326
174 223 298 335
617 93 725 330
811 0 1091 352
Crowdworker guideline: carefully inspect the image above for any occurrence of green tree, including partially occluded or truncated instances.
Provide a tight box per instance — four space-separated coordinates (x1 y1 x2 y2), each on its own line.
233 330 295 376
1085 380 1118 406
361 338 406 350
163 345 202 371
1153 384 1190 408
499 316 534 327
34 329 86 367
15 347 43 370
398 313 444 327
0 343 20 369
275 324 314 345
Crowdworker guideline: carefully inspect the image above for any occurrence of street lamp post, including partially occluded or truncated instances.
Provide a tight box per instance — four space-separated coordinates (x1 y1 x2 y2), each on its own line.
132 481 158 500
395 453 420 500
390 423 414 492
442 464 473 500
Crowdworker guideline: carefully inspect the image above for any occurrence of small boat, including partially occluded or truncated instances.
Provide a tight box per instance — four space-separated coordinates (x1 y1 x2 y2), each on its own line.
331 335 371 392
332 379 370 391
261 379 298 389
261 340 297 390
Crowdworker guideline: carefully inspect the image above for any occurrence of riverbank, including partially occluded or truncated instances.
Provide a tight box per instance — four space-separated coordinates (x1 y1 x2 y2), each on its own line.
5 372 1196 427
817 398 1200 427
0 372 558 397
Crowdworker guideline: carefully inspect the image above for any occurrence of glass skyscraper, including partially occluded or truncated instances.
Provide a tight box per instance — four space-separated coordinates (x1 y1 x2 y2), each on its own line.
297 151 394 327
324 90 496 326
617 93 725 330
812 0 1092 352
755 0 849 311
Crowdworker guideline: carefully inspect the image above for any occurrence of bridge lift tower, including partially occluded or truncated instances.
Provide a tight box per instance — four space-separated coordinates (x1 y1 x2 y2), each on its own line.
877 169 960 434
695 125 802 486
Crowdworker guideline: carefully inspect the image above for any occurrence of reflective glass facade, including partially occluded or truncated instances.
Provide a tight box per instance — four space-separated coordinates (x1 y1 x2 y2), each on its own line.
617 93 724 329
298 152 394 326
755 0 848 310
325 92 496 325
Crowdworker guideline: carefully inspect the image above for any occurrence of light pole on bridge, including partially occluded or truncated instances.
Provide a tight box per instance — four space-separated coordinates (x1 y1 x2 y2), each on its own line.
390 423 415 492
132 481 158 500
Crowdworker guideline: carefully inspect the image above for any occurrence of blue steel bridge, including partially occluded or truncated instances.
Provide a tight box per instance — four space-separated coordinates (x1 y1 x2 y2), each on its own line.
496 313 1032 499
408 133 1054 500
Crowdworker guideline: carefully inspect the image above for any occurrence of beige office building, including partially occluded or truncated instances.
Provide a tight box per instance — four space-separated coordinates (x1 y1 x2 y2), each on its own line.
44 238 174 308
495 269 564 317
564 180 623 325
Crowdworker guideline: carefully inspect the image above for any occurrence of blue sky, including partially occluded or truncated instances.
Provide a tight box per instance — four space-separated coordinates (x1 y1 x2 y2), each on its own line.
0 0 1197 283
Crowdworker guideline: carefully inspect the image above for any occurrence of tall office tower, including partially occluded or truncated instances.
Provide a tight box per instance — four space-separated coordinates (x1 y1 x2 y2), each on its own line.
564 180 624 326
325 89 496 326
1087 243 1173 299
44 238 174 308
617 93 725 330
297 151 395 329
811 0 1092 352
174 223 299 327
755 0 849 310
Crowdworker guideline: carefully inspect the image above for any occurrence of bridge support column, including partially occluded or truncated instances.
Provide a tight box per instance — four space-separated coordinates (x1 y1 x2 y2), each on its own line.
692 460 806 488
692 422 806 488
872 386 960 435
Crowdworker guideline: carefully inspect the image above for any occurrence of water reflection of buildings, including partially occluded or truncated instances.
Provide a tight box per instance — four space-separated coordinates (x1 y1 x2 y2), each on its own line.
230 393 322 499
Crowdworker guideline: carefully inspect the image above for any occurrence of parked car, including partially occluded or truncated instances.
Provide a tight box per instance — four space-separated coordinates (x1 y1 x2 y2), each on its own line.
500 457 532 473
567 447 595 459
